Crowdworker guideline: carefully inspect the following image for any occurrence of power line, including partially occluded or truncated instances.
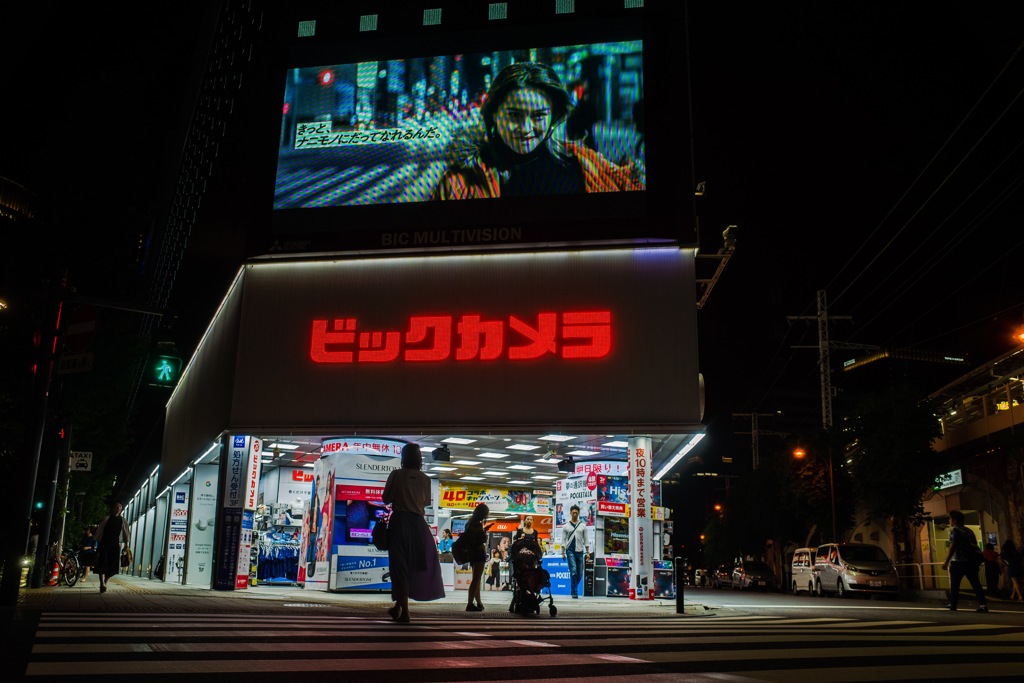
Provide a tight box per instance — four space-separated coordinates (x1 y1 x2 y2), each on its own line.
827 38 1024 309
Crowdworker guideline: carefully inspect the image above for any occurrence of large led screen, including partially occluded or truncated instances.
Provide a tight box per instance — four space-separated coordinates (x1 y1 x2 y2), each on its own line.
275 41 644 208
261 19 699 254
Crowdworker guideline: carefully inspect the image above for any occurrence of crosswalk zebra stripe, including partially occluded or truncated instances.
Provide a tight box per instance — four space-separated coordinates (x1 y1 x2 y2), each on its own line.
25 652 652 676
282 167 362 204
692 663 1024 683
22 611 1024 681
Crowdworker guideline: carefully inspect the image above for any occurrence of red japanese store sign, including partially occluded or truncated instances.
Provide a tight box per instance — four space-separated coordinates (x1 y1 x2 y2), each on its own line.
311 311 611 364
225 249 700 432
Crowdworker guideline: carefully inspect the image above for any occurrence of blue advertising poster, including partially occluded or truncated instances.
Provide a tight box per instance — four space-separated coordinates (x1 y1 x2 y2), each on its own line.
541 558 571 596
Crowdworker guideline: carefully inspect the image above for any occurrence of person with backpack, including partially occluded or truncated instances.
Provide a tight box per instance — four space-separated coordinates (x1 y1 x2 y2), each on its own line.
458 503 490 612
941 510 988 613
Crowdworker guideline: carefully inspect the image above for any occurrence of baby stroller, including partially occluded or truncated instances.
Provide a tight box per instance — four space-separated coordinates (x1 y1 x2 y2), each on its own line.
508 538 557 617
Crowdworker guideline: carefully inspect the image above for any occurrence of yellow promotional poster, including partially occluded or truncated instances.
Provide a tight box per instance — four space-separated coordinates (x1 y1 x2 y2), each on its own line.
439 484 552 514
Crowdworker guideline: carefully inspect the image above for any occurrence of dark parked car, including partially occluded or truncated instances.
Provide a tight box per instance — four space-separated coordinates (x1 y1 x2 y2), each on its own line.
732 560 774 591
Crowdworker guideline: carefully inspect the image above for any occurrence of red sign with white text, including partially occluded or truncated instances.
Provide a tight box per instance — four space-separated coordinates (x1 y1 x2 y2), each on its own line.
335 484 385 502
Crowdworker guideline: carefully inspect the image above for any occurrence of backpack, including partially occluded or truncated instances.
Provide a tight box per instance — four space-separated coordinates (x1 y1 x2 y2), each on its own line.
451 534 472 565
955 527 984 566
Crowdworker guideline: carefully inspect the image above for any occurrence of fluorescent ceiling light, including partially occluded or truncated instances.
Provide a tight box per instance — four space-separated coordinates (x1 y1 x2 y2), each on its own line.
602 440 629 448
453 460 481 466
421 446 437 452
531 475 557 480
268 443 300 450
443 437 477 445
508 444 540 451
507 480 532 484
540 434 576 442
507 464 536 470
653 433 706 481
431 466 457 471
424 472 436 477
303 463 315 468
566 449 600 456
482 471 507 476
460 476 485 481
477 452 510 459
534 458 561 465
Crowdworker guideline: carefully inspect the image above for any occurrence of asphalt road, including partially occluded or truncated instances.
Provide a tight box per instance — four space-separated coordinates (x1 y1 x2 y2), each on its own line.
4 579 1022 681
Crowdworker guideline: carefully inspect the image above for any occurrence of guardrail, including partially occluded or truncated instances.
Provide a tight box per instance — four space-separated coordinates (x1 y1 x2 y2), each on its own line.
895 561 983 592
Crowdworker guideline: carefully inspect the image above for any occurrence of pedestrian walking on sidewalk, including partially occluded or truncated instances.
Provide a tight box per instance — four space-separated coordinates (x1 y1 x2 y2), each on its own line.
461 503 490 611
941 510 988 612
982 543 1001 597
1001 539 1024 601
382 443 445 623
561 504 590 599
94 500 130 594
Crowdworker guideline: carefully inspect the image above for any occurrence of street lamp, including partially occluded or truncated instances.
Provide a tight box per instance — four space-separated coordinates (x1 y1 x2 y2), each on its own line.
793 446 837 543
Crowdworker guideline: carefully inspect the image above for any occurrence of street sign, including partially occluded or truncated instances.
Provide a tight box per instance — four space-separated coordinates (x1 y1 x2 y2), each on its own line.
70 451 93 472
65 304 97 353
57 352 94 375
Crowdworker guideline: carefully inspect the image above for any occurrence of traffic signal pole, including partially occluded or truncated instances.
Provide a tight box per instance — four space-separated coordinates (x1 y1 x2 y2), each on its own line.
0 275 66 605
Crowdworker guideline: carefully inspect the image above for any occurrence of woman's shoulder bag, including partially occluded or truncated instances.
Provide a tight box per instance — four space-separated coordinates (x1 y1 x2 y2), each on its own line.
371 521 388 551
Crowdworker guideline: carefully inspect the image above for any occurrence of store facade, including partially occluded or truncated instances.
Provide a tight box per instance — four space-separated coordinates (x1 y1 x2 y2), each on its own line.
124 246 703 598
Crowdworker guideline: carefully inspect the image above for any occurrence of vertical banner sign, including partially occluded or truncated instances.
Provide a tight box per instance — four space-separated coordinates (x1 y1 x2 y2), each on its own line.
215 436 256 590
166 484 189 583
629 436 654 600
235 437 262 589
186 463 218 586
302 456 337 591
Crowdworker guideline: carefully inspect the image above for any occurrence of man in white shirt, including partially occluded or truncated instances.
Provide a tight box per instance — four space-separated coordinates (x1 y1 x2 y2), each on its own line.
561 504 590 598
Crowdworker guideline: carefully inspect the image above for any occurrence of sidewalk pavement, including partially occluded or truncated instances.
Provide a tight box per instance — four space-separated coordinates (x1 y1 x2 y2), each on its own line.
13 571 1019 619
10 574 714 618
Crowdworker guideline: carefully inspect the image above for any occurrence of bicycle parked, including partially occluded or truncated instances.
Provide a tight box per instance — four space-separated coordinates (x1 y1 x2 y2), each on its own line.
50 543 85 587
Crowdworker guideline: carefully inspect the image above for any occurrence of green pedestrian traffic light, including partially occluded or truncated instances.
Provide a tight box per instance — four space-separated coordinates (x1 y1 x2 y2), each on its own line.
149 354 182 387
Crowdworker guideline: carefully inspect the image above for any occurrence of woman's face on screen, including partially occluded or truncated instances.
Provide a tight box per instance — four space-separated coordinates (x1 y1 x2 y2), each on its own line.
493 86 553 156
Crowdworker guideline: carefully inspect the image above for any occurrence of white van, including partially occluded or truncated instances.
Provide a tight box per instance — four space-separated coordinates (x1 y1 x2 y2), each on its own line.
813 543 900 597
790 547 816 595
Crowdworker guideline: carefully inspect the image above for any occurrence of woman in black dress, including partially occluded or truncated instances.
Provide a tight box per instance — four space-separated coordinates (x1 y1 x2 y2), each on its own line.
94 500 130 593
381 444 445 622
513 515 540 544
462 503 490 611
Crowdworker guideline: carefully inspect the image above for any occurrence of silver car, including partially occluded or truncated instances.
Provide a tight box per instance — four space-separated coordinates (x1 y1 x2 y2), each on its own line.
813 543 900 598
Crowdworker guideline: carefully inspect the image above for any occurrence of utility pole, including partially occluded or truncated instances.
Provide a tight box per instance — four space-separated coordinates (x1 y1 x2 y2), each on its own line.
788 290 859 542
733 412 784 470
788 290 852 430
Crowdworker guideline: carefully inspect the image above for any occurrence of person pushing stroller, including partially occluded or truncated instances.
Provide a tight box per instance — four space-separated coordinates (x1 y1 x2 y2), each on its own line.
508 535 556 617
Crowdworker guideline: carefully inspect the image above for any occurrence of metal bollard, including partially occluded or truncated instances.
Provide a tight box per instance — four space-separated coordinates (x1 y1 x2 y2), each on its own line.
675 556 684 613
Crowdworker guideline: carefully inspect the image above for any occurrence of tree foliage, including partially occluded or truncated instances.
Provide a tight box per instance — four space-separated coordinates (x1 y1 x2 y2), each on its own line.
841 381 943 524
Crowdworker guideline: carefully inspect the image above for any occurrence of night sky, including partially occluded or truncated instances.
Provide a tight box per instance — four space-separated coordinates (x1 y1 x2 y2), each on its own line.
3 3 1023 543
